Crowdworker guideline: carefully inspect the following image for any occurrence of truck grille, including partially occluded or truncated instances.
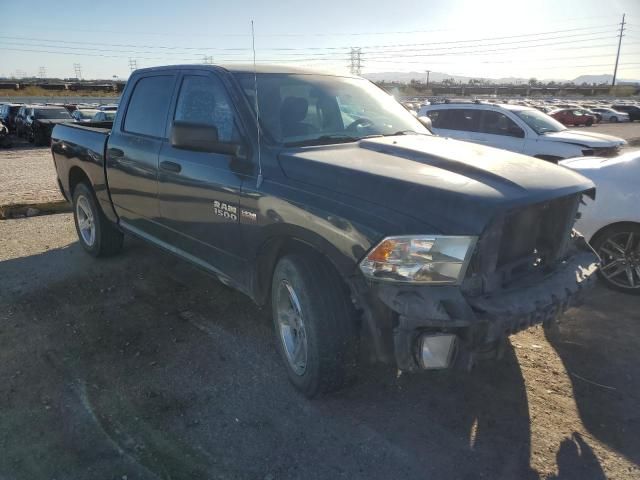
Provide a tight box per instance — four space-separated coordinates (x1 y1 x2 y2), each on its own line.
463 193 582 295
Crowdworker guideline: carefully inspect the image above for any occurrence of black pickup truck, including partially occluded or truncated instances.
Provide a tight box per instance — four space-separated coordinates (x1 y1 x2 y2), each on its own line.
51 65 598 397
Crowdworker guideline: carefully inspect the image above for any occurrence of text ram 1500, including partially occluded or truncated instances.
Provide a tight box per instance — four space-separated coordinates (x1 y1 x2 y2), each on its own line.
51 65 599 397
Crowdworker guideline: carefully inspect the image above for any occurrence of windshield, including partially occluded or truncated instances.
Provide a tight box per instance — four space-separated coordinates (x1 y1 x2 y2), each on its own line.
35 109 72 120
234 73 429 146
514 108 566 134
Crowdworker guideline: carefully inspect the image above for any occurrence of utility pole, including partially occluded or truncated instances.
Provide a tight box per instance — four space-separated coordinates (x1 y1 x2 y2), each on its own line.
128 58 138 73
612 13 626 87
349 48 362 75
38 66 47 79
425 70 431 88
73 63 82 80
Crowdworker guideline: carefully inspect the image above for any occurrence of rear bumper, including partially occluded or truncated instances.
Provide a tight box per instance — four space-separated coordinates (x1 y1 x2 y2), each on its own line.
366 243 598 372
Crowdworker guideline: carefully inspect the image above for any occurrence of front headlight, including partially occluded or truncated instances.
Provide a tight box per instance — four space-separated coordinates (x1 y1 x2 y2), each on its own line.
359 235 477 284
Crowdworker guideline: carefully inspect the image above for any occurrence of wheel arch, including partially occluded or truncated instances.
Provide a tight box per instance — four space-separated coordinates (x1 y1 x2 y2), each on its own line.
589 221 640 245
252 229 363 307
68 166 91 196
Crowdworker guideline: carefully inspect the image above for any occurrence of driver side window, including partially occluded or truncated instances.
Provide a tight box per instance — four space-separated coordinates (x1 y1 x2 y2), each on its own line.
174 75 237 143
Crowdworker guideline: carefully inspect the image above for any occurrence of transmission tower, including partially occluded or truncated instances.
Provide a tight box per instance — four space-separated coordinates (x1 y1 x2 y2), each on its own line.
349 48 362 75
203 55 214 64
73 63 82 80
38 66 47 79
128 58 138 72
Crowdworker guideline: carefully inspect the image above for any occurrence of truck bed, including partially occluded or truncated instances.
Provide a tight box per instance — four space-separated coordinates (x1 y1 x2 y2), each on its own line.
51 121 116 222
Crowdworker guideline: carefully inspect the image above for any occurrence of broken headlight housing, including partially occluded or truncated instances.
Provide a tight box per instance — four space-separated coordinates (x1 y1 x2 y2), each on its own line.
359 235 477 284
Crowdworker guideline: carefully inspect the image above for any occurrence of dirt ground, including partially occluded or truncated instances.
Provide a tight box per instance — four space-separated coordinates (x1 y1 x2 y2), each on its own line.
0 214 638 480
0 141 63 208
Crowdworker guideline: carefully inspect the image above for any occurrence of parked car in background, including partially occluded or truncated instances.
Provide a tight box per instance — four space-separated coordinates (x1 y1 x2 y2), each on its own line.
0 120 11 148
98 104 118 111
15 105 30 137
0 103 22 132
590 107 630 123
550 108 596 127
611 104 640 122
71 109 99 123
560 151 640 294
21 106 73 145
92 110 116 122
580 108 602 123
418 103 625 161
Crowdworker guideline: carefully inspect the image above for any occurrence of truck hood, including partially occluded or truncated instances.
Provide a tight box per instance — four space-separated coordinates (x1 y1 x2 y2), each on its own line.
540 130 626 147
278 135 594 234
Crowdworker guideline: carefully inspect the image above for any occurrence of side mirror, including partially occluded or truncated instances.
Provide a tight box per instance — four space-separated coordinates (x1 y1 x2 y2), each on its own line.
418 116 433 132
171 121 245 157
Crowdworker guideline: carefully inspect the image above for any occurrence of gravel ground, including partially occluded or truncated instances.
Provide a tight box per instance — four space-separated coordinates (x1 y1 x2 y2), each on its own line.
0 141 63 207
0 214 638 480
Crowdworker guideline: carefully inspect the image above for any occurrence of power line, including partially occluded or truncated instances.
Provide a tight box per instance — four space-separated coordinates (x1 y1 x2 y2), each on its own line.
0 24 619 54
0 33 623 62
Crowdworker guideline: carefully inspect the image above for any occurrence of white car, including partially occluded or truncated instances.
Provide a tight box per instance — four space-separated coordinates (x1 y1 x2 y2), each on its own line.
560 151 640 294
418 103 626 161
589 107 630 123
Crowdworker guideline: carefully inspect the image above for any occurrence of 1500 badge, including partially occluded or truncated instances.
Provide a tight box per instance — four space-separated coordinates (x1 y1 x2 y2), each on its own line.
213 200 238 221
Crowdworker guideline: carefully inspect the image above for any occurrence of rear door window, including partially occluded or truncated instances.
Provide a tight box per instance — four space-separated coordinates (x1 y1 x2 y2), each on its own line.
124 75 175 138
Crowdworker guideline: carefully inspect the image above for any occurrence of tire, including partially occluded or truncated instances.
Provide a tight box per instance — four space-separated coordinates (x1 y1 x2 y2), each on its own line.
72 182 123 257
590 223 640 295
585 119 593 127
610 116 618 123
271 254 358 397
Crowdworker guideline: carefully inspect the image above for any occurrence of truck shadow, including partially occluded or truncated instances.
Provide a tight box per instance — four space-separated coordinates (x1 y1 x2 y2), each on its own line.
545 286 640 467
0 239 612 479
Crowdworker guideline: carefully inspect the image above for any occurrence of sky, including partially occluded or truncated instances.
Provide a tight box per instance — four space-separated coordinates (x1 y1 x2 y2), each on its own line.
1 0 639 81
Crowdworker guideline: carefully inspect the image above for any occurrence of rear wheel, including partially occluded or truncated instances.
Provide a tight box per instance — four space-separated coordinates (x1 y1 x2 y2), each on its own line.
271 254 358 397
610 116 618 123
591 224 640 295
585 119 593 127
72 182 123 257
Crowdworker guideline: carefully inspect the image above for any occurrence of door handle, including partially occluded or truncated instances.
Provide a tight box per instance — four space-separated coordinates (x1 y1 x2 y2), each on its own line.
108 148 124 159
160 160 182 173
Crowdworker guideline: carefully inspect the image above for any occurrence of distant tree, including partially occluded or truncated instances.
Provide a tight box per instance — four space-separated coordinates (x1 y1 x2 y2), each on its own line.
528 77 538 86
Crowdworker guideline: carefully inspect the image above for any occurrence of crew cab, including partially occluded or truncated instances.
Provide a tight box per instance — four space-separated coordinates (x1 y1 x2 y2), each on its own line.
51 65 598 397
418 103 626 162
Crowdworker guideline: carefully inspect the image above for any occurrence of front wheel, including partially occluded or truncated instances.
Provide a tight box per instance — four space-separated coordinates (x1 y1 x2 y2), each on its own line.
271 254 358 397
585 119 593 127
591 224 640 295
72 182 124 257
610 116 618 123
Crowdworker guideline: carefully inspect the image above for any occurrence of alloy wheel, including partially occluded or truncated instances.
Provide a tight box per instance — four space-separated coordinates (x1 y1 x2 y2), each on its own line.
598 232 640 290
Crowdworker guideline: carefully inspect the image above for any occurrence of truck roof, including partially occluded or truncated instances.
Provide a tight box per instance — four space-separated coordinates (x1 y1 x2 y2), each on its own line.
130 64 360 78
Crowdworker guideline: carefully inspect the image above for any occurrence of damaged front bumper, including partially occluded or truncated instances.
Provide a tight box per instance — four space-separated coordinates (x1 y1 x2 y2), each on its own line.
366 245 598 372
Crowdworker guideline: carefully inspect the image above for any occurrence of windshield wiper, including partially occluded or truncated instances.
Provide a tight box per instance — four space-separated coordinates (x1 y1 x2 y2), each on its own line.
382 130 426 137
284 134 362 147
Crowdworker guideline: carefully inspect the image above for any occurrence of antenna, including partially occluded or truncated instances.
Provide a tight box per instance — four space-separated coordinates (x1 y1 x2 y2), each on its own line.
252 20 263 189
